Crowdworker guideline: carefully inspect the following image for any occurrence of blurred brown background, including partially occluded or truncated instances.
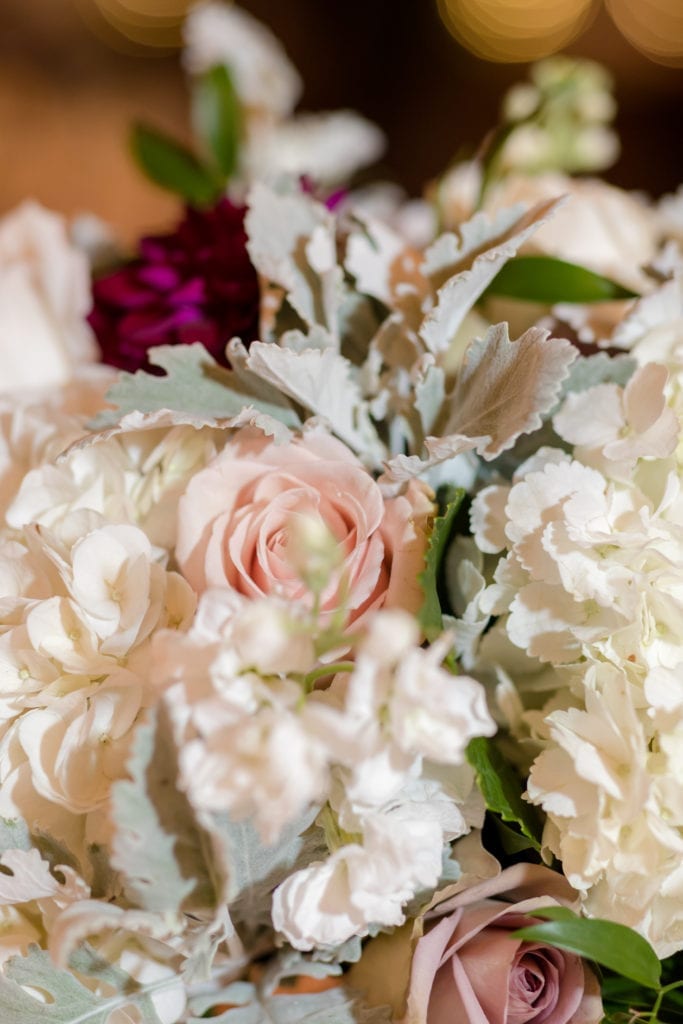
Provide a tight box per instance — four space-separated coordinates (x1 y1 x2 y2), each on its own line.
0 0 681 246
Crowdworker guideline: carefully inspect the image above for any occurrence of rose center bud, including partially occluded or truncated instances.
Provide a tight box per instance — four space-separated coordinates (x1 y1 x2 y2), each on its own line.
508 947 561 1024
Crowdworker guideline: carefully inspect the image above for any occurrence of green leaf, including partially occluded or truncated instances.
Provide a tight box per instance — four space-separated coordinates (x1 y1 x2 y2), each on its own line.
0 945 166 1024
418 487 465 642
131 122 221 206
512 916 661 990
486 255 638 304
466 737 543 850
526 905 580 922
89 343 300 433
194 65 242 179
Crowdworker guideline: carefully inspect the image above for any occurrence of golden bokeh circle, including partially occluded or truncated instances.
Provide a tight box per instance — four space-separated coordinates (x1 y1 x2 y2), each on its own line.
437 0 599 62
606 0 683 66
77 0 195 54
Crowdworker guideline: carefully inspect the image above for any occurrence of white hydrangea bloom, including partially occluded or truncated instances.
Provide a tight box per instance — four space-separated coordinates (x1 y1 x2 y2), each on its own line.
0 398 197 837
526 659 683 955
462 358 683 953
8 424 222 553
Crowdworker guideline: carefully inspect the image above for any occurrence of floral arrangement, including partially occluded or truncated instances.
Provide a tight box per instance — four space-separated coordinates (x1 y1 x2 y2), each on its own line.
2 4 683 1022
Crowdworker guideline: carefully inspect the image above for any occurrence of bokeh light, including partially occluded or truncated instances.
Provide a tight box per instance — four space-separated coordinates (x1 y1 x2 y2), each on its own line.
606 0 683 67
76 0 194 54
437 0 599 62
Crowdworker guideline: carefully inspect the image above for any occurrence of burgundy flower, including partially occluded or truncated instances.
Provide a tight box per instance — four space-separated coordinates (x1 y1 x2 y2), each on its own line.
88 199 260 373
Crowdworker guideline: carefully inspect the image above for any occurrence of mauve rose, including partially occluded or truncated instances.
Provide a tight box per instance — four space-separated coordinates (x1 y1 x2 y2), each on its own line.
406 864 602 1024
175 426 434 625
88 199 260 373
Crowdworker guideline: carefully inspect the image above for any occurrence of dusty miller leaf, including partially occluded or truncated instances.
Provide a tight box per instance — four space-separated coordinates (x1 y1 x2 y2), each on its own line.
0 848 68 904
557 352 637 406
89 344 300 432
245 341 386 465
344 215 411 305
0 817 32 854
420 198 565 357
110 705 221 916
246 183 344 338
216 807 325 932
380 324 576 489
188 981 392 1023
0 944 166 1024
443 323 577 455
422 204 524 285
414 360 446 440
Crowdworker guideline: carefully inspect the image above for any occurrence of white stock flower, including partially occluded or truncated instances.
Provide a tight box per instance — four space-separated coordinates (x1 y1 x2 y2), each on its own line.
388 641 495 764
245 111 385 186
230 599 315 675
272 806 445 951
0 202 96 392
180 692 329 843
183 1 301 118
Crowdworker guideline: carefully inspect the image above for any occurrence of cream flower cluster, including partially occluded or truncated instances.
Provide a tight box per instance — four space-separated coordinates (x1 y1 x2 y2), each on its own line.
462 292 683 953
154 591 494 951
0 393 209 855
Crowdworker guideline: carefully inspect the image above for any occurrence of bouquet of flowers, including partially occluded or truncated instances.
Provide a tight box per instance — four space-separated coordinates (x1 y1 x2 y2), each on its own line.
2 4 683 1021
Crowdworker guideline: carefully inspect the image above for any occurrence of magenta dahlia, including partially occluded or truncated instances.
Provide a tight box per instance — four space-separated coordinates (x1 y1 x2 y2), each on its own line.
88 199 260 373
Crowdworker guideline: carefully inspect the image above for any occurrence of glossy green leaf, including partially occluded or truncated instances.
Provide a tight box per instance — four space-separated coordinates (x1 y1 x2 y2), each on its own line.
418 488 465 642
467 737 542 850
131 122 221 206
194 65 242 179
513 916 661 990
486 255 638 304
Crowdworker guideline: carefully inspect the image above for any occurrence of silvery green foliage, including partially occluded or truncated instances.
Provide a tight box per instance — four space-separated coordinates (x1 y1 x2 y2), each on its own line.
187 980 392 1023
244 341 386 466
0 817 32 854
216 807 326 936
556 351 637 406
91 184 572 485
0 945 166 1024
90 343 299 433
110 704 222 917
245 182 344 338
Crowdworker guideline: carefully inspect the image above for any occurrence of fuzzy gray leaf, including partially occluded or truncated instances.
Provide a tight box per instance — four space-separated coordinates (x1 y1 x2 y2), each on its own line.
216 808 324 932
110 705 220 916
245 342 386 465
187 981 392 1024
0 945 165 1024
246 183 344 337
89 344 299 432
420 198 564 357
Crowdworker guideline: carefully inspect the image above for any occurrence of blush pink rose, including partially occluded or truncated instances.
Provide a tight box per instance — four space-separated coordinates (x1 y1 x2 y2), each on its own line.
406 864 602 1024
175 427 434 624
